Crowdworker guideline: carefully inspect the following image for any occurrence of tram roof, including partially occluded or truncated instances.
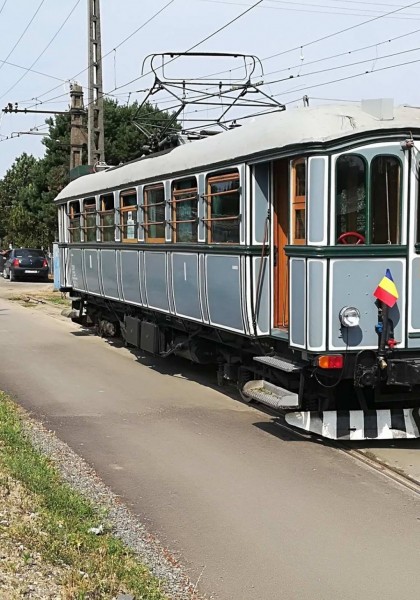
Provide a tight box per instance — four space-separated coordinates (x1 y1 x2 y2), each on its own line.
55 103 420 202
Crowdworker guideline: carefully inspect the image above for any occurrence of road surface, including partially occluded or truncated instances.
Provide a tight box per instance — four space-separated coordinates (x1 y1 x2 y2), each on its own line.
0 284 419 600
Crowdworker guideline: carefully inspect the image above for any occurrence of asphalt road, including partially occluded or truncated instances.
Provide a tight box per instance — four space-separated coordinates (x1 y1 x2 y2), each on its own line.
0 285 419 600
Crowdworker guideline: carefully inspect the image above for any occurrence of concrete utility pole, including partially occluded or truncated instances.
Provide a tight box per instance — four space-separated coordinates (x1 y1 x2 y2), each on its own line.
87 0 105 165
69 83 87 170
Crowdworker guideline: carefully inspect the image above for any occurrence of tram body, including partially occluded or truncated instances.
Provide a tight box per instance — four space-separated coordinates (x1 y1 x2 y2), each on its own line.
55 103 420 440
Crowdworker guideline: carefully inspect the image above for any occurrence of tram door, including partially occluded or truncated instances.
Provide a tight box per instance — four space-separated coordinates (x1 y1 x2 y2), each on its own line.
273 157 306 330
273 159 289 329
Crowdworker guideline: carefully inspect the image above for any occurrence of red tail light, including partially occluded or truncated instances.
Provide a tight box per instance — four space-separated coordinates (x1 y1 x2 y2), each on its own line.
317 355 344 369
12 258 19 267
42 259 48 268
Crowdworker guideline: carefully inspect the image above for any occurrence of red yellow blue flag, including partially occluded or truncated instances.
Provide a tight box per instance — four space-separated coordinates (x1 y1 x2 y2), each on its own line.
373 269 399 308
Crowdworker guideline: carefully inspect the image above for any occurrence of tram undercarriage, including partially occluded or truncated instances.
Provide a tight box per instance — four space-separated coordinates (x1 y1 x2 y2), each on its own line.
69 293 420 441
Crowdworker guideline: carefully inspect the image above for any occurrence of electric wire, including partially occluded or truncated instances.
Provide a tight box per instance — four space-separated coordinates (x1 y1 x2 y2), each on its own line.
0 0 46 76
101 0 264 97
197 0 420 19
18 0 177 107
194 0 420 80
0 0 8 18
0 0 82 103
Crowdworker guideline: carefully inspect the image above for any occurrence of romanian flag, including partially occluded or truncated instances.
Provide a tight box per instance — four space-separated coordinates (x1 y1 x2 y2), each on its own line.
374 269 399 308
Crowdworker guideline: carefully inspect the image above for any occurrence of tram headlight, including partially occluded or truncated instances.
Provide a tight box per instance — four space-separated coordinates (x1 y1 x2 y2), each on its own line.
339 306 360 328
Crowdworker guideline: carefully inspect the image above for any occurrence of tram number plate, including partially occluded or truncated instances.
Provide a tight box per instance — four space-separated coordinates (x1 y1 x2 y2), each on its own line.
25 270 38 274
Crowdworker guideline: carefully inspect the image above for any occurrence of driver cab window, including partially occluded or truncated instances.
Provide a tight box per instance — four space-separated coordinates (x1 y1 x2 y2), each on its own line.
336 155 366 244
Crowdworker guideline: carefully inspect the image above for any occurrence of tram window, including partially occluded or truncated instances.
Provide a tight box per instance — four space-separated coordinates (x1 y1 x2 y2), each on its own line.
336 155 366 244
143 184 166 243
171 178 198 243
371 156 401 244
68 201 81 243
82 197 96 242
206 171 240 243
120 189 138 243
291 158 306 244
99 194 115 242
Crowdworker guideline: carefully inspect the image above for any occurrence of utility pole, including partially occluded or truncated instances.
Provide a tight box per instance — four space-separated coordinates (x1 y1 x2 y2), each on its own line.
87 0 105 165
69 83 87 170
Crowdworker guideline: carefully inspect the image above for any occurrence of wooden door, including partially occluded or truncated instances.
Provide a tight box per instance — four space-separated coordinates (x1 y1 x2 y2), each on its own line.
273 159 289 328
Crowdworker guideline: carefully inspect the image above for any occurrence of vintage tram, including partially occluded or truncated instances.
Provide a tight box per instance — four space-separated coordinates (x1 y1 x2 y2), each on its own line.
55 101 420 440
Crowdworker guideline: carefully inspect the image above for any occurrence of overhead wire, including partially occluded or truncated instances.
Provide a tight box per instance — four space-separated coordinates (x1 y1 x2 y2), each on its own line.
101 0 265 96
193 0 420 81
0 0 82 103
0 0 47 76
197 0 420 19
0 0 8 18
21 0 418 112
24 0 265 112
17 0 177 107
125 25 420 110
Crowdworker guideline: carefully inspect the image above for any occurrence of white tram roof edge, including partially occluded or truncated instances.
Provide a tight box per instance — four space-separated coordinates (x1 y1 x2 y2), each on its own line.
55 103 420 202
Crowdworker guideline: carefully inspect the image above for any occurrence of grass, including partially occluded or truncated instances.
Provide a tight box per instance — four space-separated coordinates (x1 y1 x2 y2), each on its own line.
0 393 168 599
8 290 71 307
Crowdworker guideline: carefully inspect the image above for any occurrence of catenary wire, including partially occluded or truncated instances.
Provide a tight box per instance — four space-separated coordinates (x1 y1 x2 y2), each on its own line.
27 0 265 112
196 0 420 19
0 0 8 18
0 0 47 76
0 0 82 103
193 0 420 80
23 0 418 111
17 0 177 107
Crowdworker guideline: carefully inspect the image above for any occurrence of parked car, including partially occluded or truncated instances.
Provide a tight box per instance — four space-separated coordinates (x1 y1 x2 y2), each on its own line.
2 248 49 282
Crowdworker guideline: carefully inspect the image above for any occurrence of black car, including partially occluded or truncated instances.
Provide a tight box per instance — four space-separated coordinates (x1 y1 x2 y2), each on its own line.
2 248 49 282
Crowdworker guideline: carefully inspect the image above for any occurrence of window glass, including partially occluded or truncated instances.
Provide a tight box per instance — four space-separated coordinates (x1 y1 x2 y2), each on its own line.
172 178 198 243
371 156 401 244
144 184 165 242
15 249 45 258
336 155 366 244
206 171 240 243
120 190 137 242
291 158 306 244
83 198 96 242
99 194 115 242
68 201 81 243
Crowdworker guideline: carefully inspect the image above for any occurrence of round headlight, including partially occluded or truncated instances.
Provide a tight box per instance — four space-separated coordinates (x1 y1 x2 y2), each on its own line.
339 306 360 328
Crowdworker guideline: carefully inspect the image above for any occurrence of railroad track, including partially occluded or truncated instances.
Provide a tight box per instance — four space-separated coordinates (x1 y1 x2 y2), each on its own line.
273 417 420 496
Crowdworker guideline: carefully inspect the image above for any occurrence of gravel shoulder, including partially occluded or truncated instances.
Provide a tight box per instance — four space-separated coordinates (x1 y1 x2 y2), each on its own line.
0 398 202 600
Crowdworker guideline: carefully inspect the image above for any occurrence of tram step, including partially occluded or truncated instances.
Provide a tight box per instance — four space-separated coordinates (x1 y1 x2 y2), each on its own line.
242 379 299 409
253 355 304 373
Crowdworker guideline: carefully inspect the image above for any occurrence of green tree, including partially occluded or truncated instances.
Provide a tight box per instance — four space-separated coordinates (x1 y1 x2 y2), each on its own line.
0 98 178 249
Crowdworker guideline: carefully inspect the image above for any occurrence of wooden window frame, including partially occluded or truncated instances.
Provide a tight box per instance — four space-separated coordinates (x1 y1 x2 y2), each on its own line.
119 189 138 243
142 184 166 243
82 197 96 242
170 178 198 243
98 193 115 242
67 200 81 243
291 158 306 245
204 171 241 244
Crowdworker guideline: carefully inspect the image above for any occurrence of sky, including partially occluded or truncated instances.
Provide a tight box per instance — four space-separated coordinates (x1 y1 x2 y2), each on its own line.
0 0 420 176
